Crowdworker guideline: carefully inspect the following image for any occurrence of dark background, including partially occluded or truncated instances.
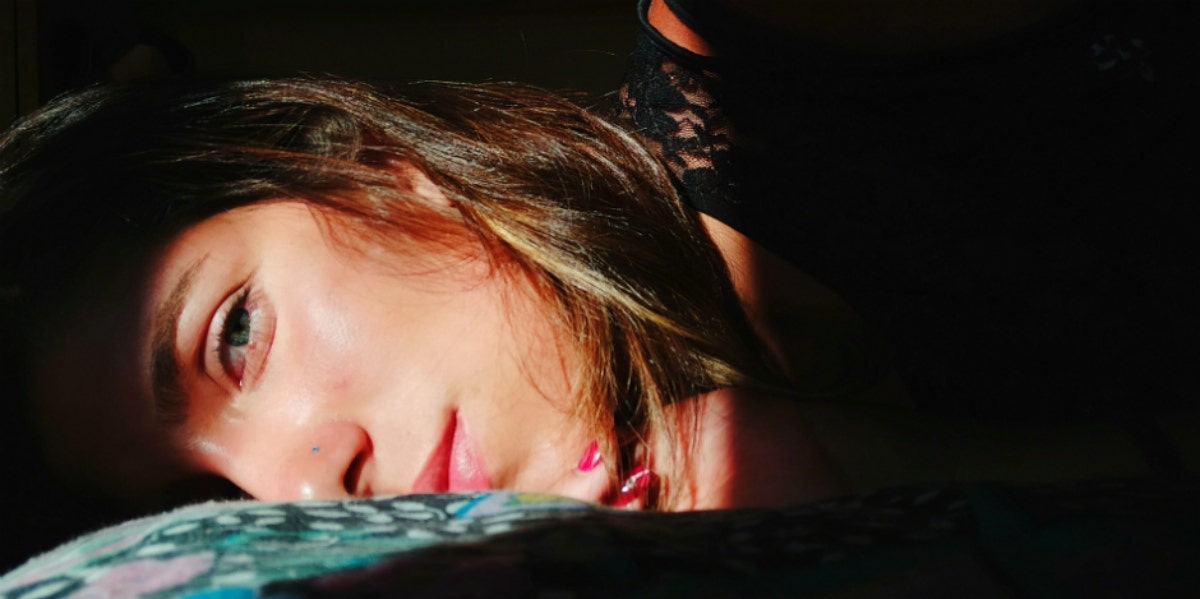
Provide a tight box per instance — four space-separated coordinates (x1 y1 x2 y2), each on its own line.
3 0 637 130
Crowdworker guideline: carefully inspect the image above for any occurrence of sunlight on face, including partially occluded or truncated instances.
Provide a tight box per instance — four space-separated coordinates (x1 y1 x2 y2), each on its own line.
31 199 613 509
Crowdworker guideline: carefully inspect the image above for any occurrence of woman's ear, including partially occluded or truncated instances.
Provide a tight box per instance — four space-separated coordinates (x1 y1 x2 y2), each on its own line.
393 161 453 209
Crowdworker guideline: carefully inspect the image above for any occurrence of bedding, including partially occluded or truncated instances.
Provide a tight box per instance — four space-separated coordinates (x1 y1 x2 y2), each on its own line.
3 479 1197 598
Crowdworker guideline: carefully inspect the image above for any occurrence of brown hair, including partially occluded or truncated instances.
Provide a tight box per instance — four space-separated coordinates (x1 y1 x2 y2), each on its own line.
0 77 778 516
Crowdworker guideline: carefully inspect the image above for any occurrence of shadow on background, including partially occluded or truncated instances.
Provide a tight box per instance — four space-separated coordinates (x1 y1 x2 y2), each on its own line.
5 0 637 130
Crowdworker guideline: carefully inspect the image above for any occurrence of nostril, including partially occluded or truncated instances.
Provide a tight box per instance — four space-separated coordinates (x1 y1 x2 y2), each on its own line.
343 451 368 496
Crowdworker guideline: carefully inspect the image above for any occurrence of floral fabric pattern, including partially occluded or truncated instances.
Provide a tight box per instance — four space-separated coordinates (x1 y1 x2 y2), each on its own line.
4 481 1198 598
1 492 588 598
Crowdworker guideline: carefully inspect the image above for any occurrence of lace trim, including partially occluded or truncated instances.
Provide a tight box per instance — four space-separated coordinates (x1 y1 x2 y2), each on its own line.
617 35 741 213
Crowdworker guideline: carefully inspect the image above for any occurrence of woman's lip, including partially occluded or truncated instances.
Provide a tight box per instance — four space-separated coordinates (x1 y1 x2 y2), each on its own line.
448 416 491 492
410 415 455 493
409 412 491 494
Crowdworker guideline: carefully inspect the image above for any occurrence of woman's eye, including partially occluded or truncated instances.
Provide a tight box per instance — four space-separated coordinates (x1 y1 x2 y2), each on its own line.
224 306 252 347
218 295 252 384
214 289 272 389
207 284 274 392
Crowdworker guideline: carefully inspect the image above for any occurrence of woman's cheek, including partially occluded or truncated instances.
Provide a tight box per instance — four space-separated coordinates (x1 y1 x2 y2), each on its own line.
529 441 616 506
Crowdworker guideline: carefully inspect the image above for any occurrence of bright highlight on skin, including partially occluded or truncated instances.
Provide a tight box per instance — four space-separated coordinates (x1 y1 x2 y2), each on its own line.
4 75 837 515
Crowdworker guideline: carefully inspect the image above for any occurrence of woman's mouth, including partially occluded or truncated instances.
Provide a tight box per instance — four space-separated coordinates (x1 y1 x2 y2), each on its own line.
410 412 491 493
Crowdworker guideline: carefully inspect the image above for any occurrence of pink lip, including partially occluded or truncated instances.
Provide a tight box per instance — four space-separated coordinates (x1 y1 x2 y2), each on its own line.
448 416 491 492
410 412 491 494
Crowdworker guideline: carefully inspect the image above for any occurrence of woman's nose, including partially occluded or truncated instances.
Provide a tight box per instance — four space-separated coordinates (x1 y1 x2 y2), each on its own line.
224 421 372 501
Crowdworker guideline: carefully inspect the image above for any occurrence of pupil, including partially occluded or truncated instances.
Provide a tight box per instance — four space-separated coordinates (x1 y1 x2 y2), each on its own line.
224 308 251 346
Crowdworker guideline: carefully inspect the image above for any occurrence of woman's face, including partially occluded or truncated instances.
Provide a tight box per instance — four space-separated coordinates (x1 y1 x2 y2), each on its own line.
31 197 613 508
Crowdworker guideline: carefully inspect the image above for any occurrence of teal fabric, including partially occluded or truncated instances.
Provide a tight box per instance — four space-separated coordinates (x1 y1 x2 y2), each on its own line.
0 492 588 598
4 481 1197 598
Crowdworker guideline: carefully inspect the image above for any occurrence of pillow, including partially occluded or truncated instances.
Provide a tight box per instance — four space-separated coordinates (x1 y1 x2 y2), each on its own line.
0 492 588 598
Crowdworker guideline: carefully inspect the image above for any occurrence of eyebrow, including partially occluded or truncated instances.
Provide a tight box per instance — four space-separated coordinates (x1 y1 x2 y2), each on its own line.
150 258 205 426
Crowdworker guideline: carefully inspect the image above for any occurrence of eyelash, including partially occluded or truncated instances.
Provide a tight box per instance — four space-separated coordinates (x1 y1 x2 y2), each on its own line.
210 286 272 391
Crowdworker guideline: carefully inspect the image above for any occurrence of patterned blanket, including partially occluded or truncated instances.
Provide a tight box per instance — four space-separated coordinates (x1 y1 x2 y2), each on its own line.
3 480 1197 598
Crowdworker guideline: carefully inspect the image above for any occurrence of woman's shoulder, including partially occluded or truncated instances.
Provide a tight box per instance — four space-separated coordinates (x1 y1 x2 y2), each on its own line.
662 387 846 510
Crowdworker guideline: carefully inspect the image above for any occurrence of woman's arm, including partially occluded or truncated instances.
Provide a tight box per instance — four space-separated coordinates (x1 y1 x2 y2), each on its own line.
703 217 908 405
645 0 908 404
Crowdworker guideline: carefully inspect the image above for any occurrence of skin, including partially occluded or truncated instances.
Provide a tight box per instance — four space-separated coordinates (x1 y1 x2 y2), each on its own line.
32 194 611 508
29 169 842 512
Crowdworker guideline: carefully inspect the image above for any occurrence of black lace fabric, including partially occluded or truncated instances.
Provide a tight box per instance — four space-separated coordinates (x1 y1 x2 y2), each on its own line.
617 34 899 399
616 36 744 220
